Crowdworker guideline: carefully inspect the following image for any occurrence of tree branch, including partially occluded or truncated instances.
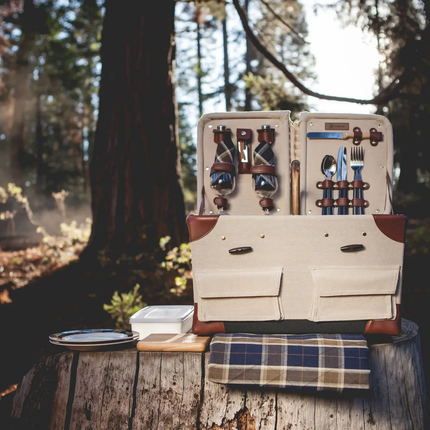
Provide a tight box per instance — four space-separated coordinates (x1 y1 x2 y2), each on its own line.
232 0 411 105
259 0 309 44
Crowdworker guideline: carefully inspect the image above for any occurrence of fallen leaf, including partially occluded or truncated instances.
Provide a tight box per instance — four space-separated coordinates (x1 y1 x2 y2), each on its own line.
0 288 12 304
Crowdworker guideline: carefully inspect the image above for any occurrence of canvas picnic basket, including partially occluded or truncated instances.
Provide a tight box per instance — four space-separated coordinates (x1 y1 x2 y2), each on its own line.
187 111 406 336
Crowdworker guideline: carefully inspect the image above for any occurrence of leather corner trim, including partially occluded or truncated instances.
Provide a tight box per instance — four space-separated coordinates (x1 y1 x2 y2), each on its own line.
192 304 226 335
372 214 407 243
186 215 219 242
365 304 400 335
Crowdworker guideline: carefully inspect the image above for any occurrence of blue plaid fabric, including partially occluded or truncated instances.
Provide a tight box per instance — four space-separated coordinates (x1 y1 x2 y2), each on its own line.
253 141 277 194
210 136 236 192
208 333 370 392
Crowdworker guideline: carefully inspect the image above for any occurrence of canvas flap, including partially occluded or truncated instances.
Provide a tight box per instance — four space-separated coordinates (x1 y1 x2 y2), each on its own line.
311 266 400 297
196 267 282 298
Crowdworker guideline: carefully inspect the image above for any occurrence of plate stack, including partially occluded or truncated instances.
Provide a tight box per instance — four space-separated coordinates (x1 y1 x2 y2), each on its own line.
49 329 140 351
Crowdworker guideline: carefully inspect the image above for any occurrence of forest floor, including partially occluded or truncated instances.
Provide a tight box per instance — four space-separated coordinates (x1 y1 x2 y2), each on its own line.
0 219 429 422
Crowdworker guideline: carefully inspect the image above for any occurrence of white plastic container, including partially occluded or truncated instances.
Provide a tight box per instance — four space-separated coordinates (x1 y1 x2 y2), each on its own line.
130 305 194 340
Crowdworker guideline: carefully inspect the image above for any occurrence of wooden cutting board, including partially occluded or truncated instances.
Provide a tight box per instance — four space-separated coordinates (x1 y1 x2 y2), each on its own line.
136 333 211 352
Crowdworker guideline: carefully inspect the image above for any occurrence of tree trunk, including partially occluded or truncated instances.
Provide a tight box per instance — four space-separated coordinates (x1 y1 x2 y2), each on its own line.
9 0 35 188
196 19 204 118
9 320 429 429
86 0 187 257
396 108 419 194
35 92 44 193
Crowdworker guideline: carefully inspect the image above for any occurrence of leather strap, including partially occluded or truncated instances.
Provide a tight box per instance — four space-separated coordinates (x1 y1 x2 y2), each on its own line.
353 127 362 145
350 180 370 190
259 198 274 209
213 128 232 144
214 196 228 209
257 127 275 143
316 179 334 189
369 128 383 146
316 198 334 207
336 180 349 190
210 162 235 176
250 165 277 176
335 197 350 207
351 198 369 207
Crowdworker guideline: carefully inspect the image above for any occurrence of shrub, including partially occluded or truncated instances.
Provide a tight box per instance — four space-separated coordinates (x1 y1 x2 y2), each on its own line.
103 284 146 330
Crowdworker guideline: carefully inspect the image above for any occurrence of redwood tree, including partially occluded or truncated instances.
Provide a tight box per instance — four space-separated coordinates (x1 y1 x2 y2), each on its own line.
85 0 188 257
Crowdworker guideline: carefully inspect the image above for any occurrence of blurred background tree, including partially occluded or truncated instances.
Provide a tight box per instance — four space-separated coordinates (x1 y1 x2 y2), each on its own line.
242 0 314 114
0 0 102 210
83 0 188 258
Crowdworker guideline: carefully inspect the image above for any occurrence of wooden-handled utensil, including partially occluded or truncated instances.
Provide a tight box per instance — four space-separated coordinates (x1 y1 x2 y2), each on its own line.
291 160 300 215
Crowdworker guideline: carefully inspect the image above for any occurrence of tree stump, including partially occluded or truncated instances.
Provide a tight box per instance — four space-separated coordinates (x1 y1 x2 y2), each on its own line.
10 319 429 429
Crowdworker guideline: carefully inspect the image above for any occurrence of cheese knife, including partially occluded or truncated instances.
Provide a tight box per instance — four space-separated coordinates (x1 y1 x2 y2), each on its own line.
307 131 381 141
308 132 355 140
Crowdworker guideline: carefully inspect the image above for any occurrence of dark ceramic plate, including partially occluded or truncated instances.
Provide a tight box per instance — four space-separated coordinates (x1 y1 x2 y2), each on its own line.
49 338 138 351
49 329 139 344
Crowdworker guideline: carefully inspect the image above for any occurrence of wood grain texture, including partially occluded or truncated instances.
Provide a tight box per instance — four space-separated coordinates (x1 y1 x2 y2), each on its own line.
68 350 137 430
245 388 277 429
199 353 247 429
132 351 162 429
132 351 202 429
291 159 300 215
276 392 317 430
136 333 210 352
10 320 429 430
48 352 74 430
11 352 74 430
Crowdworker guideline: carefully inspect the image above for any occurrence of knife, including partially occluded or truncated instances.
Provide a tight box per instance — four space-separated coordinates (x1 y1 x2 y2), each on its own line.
336 147 348 214
307 132 358 140
336 147 343 214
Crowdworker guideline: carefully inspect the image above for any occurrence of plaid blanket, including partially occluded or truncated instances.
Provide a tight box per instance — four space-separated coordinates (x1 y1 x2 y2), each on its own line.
208 333 370 392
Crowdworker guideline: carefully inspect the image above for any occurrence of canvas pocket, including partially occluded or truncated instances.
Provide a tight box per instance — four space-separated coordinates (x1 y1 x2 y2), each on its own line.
195 267 283 321
309 266 400 322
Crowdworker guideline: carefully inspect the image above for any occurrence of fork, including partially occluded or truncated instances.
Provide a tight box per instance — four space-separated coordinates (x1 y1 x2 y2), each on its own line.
350 147 365 215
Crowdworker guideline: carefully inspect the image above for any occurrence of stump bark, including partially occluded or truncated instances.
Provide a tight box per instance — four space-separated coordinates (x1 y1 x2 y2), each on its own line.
10 319 429 429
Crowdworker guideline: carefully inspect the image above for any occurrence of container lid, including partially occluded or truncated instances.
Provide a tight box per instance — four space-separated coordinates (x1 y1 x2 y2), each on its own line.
129 305 194 323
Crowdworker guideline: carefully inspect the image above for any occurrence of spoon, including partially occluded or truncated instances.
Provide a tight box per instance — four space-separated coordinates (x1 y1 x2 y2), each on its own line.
320 155 337 215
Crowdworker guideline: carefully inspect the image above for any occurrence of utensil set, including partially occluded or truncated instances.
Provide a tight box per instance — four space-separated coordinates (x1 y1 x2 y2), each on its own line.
209 123 368 216
319 146 366 215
